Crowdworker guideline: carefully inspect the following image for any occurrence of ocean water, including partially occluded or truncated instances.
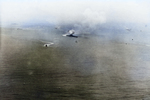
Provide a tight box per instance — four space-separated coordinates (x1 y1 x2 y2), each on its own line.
1 28 150 100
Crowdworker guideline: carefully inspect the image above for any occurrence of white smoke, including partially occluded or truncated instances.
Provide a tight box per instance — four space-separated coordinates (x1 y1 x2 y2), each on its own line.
1 0 150 26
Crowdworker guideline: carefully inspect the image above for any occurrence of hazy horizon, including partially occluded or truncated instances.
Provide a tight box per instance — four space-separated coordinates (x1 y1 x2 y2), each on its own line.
1 0 150 25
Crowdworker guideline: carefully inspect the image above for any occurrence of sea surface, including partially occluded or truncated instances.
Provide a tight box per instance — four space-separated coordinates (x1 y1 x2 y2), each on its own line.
1 28 150 100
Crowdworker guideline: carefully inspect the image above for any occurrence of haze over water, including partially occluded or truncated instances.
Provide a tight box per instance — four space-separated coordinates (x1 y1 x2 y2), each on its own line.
0 27 150 100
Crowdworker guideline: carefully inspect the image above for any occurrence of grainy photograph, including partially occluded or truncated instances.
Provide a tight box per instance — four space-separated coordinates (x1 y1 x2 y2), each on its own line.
0 0 150 100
